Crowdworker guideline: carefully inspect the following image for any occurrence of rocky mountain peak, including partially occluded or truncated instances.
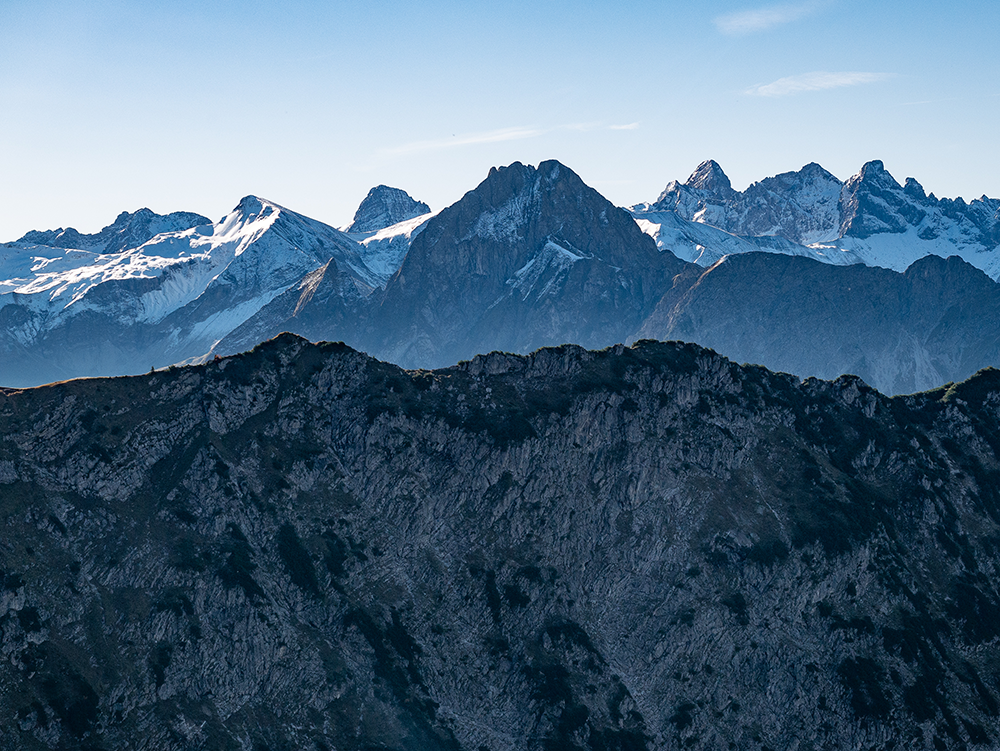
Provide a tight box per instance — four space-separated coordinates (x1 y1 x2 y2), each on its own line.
372 159 681 368
638 156 1000 261
638 160 844 245
685 159 735 197
410 158 656 262
347 185 431 233
233 195 273 220
904 177 927 200
112 207 153 225
853 159 898 189
15 206 210 254
839 162 916 239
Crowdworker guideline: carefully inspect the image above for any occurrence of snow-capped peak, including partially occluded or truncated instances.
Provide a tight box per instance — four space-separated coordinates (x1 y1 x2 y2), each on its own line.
1 195 379 339
632 158 1000 279
212 195 282 247
14 207 211 255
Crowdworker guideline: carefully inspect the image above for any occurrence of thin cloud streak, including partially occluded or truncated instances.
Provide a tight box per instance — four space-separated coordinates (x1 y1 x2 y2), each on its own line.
747 71 891 97
379 126 545 157
715 1 825 36
379 122 635 158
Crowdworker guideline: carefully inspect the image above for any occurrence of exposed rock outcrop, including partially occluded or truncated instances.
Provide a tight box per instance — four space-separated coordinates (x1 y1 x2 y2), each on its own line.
366 160 685 368
639 252 1000 395
346 185 431 233
3 334 1000 749
16 207 211 254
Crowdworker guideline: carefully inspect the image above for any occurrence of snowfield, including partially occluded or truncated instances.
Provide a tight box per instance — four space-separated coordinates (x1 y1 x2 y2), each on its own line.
1 196 379 331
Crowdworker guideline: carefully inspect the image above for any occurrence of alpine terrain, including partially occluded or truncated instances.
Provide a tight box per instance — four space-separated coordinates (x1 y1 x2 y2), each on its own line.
3 334 1000 750
3 159 1000 397
632 160 1000 276
0 197 380 387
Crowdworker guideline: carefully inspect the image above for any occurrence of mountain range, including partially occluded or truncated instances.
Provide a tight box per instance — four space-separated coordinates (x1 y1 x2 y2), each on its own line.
631 159 1000 275
2 158 999 394
4 334 1000 749
6 159 1000 750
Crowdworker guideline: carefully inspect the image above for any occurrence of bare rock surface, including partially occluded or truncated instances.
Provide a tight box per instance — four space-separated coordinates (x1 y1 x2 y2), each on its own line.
2 334 1000 749
346 185 431 234
366 160 685 368
640 252 1000 395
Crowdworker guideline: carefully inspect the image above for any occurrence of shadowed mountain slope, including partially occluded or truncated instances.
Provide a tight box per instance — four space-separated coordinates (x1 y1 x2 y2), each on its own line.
363 160 686 367
639 252 1000 395
4 334 1000 749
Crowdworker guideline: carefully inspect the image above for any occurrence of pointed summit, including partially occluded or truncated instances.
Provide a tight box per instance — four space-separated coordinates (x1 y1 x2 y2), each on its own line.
839 161 911 239
640 160 843 245
850 160 902 192
903 177 927 200
372 159 682 368
347 185 431 234
844 161 899 193
685 160 735 198
232 195 275 221
860 159 886 175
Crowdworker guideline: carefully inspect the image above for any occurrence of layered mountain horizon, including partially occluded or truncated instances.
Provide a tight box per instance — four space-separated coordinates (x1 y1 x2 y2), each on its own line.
6 159 1000 751
2 157 999 395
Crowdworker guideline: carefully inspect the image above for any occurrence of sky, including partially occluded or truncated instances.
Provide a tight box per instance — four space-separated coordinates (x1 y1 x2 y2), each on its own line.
1 0 998 240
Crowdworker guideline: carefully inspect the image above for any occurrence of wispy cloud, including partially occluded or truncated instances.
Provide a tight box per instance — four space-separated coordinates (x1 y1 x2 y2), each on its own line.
715 1 826 36
746 71 891 97
378 122 637 158
379 126 545 157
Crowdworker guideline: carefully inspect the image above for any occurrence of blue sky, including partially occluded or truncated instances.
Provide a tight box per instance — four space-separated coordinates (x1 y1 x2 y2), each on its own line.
2 0 998 239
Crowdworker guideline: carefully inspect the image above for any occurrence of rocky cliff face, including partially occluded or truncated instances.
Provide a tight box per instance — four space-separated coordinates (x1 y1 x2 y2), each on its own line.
346 185 431 234
362 160 685 368
637 252 1000 395
835 161 1000 277
838 160 999 246
3 334 1000 750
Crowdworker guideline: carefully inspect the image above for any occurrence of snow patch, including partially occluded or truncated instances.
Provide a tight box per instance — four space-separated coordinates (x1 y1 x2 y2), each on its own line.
469 193 534 244
508 239 587 299
634 211 863 268
347 210 437 282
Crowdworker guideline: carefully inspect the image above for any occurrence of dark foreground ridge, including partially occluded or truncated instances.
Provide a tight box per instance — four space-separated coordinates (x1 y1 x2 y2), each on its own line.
3 333 1000 750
